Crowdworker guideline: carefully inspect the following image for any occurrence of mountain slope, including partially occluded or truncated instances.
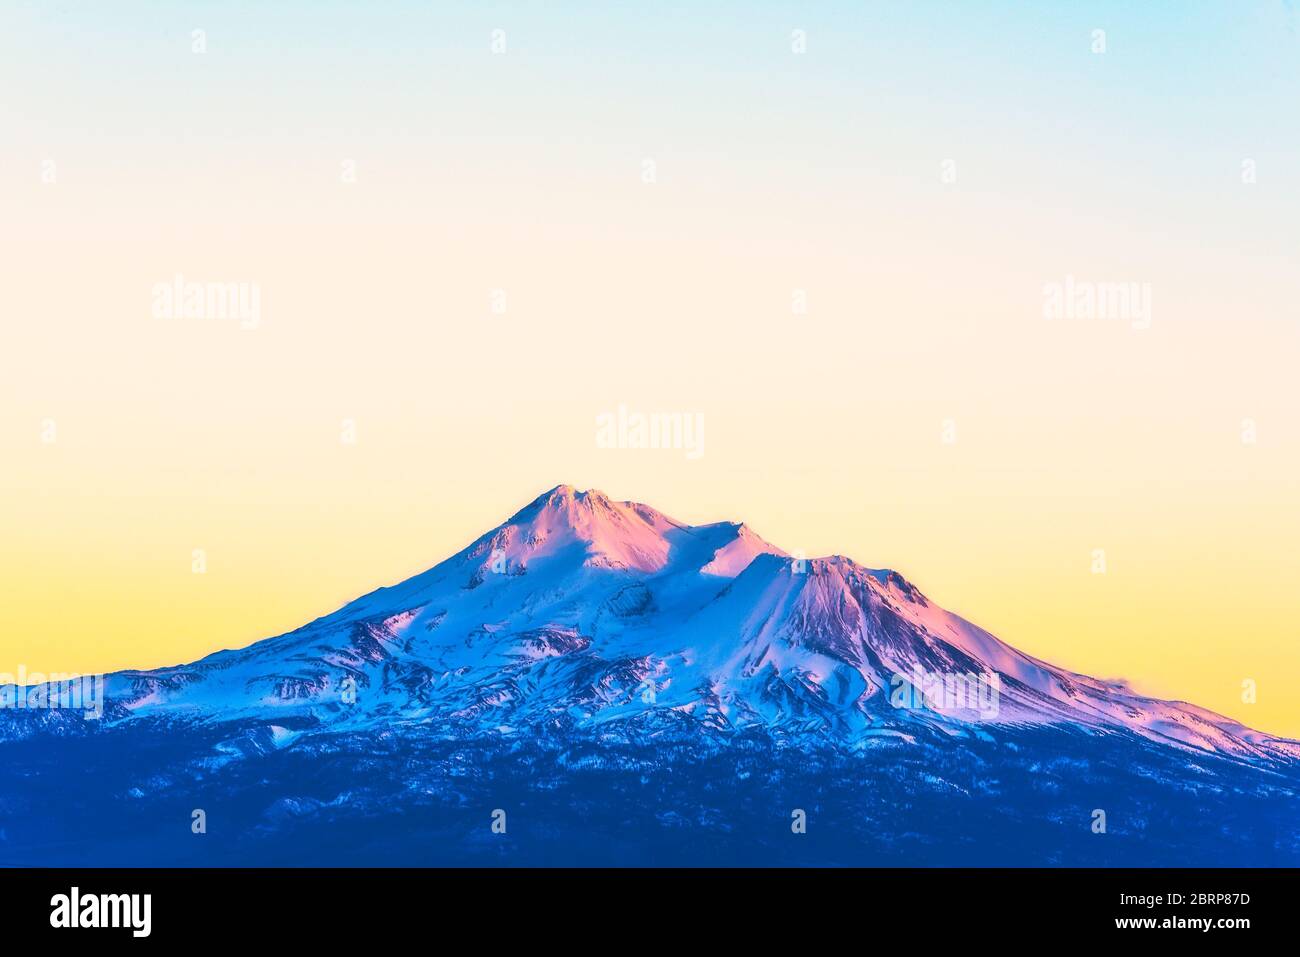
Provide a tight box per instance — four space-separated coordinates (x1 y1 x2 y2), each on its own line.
2 484 1296 866
18 483 1288 764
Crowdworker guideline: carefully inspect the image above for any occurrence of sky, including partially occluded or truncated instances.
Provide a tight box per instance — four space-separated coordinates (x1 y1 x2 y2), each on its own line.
1 1 1298 735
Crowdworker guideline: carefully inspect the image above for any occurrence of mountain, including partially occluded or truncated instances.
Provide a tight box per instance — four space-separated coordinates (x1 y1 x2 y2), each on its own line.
2 484 1297 866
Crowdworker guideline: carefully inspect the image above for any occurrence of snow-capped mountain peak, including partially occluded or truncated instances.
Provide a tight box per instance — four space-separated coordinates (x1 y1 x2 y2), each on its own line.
8 485 1295 768
488 483 690 574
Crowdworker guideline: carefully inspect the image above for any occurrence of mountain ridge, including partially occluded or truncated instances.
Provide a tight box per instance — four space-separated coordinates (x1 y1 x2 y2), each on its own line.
3 483 1298 866
7 484 1293 765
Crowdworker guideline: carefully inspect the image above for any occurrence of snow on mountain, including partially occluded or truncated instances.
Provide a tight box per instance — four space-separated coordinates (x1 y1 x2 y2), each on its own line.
19 483 1278 768
4 484 1299 868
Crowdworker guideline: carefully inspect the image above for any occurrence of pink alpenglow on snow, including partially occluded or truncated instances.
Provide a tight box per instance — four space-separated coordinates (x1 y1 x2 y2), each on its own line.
61 484 1297 765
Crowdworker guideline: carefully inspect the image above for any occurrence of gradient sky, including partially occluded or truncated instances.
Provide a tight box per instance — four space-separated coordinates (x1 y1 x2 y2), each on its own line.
2 2 1298 735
